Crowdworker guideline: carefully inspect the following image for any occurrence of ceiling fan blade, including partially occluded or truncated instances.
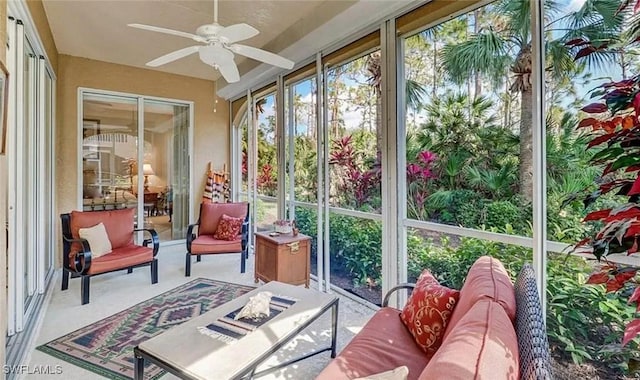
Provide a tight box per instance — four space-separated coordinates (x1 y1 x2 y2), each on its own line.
217 60 240 83
146 46 200 67
218 23 259 44
231 44 294 69
128 23 203 42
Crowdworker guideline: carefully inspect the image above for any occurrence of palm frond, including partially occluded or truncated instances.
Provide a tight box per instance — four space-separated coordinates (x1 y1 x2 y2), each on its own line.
547 40 578 80
625 11 640 44
497 0 532 41
426 190 454 210
405 79 427 112
441 30 509 85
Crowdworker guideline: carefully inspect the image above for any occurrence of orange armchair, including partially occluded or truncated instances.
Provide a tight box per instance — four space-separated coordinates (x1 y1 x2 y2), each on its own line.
60 208 159 305
186 202 250 276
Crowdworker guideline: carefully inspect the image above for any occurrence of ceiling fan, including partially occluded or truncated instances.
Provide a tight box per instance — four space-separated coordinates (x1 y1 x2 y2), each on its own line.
128 0 294 83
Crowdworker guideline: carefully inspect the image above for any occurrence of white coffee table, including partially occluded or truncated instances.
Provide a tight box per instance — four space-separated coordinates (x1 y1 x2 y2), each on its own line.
133 281 339 380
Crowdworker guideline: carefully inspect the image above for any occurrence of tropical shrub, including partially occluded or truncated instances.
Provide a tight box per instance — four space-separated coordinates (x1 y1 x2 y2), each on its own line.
329 135 381 211
483 200 529 233
256 164 277 196
426 189 483 226
295 207 382 286
546 255 640 368
407 151 438 220
572 73 640 351
407 230 531 286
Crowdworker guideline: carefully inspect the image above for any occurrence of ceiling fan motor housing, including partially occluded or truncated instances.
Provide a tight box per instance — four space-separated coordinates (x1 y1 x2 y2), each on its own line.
196 23 224 41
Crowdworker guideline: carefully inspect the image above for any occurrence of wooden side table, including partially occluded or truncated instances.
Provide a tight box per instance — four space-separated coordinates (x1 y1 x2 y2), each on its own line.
254 231 311 287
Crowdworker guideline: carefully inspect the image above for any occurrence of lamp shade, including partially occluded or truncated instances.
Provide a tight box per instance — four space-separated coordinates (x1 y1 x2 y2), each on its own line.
143 164 155 176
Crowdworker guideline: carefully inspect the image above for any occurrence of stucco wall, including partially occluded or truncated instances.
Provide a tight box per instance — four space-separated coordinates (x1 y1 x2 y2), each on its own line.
57 54 229 263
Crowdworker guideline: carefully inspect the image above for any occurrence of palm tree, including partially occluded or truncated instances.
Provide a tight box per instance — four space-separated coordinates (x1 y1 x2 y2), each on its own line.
366 50 428 151
440 0 625 201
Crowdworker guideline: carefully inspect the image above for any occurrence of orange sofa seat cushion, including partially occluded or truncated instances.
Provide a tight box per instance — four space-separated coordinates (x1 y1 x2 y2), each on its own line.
199 202 247 236
86 245 153 275
418 299 519 380
315 308 430 380
443 256 516 340
70 208 135 250
400 270 459 356
190 235 242 255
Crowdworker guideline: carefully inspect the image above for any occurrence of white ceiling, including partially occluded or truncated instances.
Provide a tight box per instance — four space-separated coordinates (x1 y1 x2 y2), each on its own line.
42 0 421 98
42 0 341 82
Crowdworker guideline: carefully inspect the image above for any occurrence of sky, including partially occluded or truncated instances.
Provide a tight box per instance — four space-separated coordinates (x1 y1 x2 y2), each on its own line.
253 0 626 136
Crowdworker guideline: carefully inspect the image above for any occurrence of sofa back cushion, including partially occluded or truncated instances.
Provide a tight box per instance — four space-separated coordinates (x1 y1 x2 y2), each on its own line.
70 208 135 249
443 256 516 340
199 202 248 236
418 299 519 380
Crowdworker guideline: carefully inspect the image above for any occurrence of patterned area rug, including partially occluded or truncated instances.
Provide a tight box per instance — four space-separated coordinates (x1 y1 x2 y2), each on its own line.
37 278 254 380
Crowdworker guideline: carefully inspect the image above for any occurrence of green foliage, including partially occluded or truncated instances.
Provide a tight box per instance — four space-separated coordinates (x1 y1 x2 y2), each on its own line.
484 200 529 232
295 208 382 286
407 230 531 287
546 255 640 368
547 190 588 243
427 189 483 227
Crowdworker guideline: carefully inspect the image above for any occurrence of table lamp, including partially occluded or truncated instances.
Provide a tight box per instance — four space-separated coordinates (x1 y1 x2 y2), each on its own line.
143 164 154 192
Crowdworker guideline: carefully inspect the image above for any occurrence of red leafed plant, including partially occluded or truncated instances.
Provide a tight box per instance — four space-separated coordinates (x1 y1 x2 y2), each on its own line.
329 135 381 209
574 73 640 346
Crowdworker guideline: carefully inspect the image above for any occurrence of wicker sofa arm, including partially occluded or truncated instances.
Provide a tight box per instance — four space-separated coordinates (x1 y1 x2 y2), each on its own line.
382 283 416 307
514 264 554 379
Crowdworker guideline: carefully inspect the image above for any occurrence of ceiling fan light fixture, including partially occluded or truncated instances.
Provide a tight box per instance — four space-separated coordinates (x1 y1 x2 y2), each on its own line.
198 45 233 66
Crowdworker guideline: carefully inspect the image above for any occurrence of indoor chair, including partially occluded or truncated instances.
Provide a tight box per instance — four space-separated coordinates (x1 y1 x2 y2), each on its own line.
186 202 250 276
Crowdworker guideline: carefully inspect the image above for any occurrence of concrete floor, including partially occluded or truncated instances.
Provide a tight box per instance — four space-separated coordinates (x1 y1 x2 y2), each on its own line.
24 244 375 379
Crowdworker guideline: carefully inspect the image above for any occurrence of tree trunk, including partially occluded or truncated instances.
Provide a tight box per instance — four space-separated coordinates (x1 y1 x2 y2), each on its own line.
375 91 382 152
432 32 437 98
519 87 533 202
474 9 482 99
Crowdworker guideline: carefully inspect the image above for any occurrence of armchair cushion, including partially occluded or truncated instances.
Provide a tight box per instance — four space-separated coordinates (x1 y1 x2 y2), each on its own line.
70 208 135 249
190 235 242 255
213 214 244 241
199 202 248 235
87 244 154 275
78 222 112 258
400 270 459 356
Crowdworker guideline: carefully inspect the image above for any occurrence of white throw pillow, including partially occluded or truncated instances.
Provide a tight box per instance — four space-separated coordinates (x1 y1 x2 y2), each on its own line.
78 222 112 258
354 366 409 380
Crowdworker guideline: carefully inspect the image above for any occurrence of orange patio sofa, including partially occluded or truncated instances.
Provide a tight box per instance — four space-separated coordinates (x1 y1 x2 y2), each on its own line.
316 256 552 380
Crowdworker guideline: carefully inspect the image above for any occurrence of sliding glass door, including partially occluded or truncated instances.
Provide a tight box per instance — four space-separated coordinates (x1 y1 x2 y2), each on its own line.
79 90 192 242
143 100 190 241
81 93 140 214
6 18 56 340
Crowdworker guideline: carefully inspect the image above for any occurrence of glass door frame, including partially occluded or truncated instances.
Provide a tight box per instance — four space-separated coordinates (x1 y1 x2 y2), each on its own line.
6 19 57 336
77 87 195 243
